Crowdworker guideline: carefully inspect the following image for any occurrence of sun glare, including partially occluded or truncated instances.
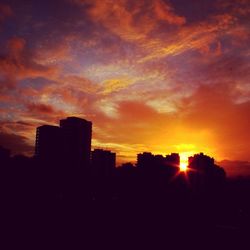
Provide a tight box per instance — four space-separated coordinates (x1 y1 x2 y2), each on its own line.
179 162 188 172
179 153 189 172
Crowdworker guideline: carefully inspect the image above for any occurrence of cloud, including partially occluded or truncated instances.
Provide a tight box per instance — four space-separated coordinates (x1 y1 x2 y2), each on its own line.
0 3 13 26
23 102 68 125
153 0 185 25
0 76 16 92
0 0 250 174
33 36 74 65
26 103 56 114
7 37 26 57
216 0 250 17
0 37 59 81
219 160 250 178
0 37 61 112
102 78 138 94
0 132 33 156
138 13 239 63
75 0 185 43
181 82 250 162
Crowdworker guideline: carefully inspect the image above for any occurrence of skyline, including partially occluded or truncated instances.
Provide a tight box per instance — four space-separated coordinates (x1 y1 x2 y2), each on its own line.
33 116 196 170
3 114 226 180
0 0 250 175
0 115 243 178
34 116 217 171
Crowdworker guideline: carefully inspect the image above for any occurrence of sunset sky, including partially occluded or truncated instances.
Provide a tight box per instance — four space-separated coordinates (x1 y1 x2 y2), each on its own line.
0 0 250 174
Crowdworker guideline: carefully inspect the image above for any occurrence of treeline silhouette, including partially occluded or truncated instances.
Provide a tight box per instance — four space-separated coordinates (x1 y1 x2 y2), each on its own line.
0 117 250 249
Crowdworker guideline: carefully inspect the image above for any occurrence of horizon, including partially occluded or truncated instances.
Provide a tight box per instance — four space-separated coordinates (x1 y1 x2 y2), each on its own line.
0 0 250 176
1 114 249 178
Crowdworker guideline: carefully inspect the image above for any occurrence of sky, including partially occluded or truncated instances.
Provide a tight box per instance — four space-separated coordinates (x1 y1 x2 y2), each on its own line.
0 0 250 174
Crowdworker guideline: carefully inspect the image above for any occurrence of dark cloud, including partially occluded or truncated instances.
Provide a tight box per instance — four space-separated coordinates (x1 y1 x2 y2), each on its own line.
0 132 33 156
26 103 55 114
219 160 250 178
0 3 13 23
24 102 67 123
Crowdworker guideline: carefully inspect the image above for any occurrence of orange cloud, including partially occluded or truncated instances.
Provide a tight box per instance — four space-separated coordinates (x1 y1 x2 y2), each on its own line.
26 103 56 114
0 0 250 176
153 0 185 25
34 36 74 65
77 0 185 43
74 0 244 65
138 12 239 62
0 39 59 84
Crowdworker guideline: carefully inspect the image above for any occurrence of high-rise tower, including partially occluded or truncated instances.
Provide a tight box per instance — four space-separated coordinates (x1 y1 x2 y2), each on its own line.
35 125 62 162
60 117 92 167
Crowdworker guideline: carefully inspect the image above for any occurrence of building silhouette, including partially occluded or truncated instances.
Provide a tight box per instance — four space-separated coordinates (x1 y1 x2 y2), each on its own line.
165 153 180 166
188 153 226 189
188 153 214 170
137 152 155 169
35 117 92 168
137 152 180 169
1 114 231 249
92 149 116 178
35 125 62 162
60 117 92 167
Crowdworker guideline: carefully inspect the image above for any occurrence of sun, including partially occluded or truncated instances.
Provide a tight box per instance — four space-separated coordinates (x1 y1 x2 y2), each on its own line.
179 152 190 172
179 162 188 172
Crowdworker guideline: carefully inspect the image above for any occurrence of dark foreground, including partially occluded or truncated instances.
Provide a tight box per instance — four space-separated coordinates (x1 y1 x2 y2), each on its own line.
1 162 250 249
